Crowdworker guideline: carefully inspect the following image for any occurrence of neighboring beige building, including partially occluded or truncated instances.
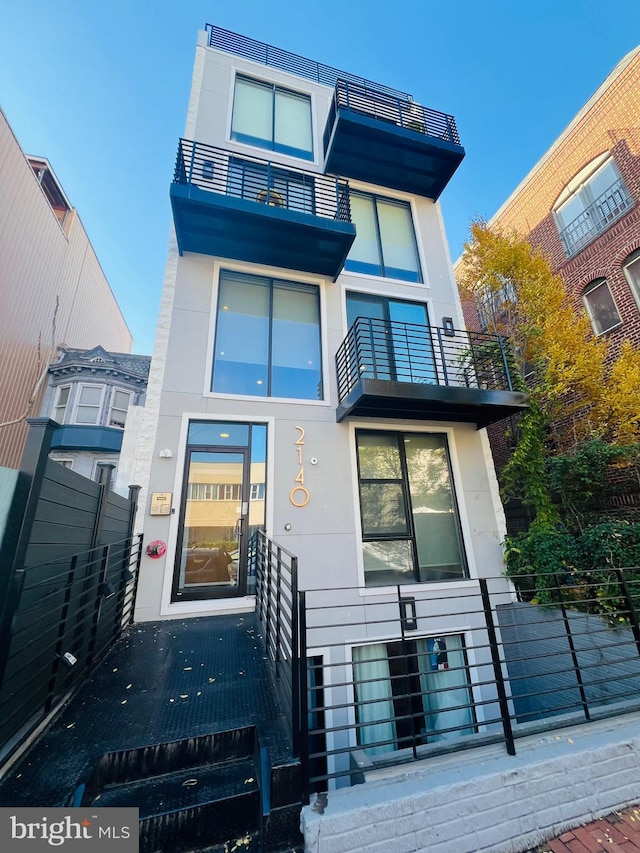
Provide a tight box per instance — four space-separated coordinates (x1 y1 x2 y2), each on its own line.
0 108 132 468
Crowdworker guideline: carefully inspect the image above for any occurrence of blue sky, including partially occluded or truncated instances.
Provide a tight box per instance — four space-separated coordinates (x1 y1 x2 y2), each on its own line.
1 1 639 354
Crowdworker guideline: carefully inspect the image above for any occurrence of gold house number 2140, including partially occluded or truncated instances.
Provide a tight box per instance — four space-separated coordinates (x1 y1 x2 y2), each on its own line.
290 426 310 507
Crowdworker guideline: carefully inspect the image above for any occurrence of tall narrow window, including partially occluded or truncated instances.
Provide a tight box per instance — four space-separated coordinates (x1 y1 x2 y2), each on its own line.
74 385 104 425
345 192 421 282
583 279 621 335
231 76 313 160
53 385 71 423
356 430 466 587
109 389 132 429
623 250 640 311
212 271 322 400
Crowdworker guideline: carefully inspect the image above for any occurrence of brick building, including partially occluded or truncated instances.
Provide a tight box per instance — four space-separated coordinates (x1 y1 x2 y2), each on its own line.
485 44 640 359
457 45 640 516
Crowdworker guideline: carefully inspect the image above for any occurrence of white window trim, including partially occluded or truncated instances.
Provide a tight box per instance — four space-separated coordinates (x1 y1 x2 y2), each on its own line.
347 420 477 594
159 412 276 618
227 70 316 166
93 459 117 482
52 384 72 424
71 383 106 425
582 279 623 336
108 388 132 429
55 457 74 470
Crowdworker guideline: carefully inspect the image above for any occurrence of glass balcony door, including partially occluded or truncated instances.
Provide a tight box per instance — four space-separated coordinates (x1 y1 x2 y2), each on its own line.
346 293 436 384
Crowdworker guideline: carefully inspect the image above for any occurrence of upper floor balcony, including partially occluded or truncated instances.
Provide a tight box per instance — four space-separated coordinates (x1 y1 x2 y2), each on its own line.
558 176 633 257
171 139 356 280
50 425 124 453
323 81 465 199
335 318 528 427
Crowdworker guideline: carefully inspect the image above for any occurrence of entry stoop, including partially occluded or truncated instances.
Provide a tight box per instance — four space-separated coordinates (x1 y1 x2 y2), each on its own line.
71 726 303 852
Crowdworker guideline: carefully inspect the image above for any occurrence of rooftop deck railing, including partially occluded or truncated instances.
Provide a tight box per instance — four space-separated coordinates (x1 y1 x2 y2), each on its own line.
205 24 411 101
324 79 461 153
174 139 352 223
298 570 640 795
559 177 633 257
335 317 517 403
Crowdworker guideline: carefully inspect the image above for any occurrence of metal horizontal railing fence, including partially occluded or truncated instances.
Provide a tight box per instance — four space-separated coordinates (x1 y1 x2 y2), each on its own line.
0 535 143 764
255 530 301 755
559 177 633 257
335 318 516 402
298 570 640 794
205 25 411 100
325 79 460 150
174 139 352 223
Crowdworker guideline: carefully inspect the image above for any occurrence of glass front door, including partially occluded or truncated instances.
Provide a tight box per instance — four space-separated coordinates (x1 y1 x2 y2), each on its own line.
173 422 267 601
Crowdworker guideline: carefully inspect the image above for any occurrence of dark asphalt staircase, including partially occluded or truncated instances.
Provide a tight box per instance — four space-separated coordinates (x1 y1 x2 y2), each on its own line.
72 726 303 852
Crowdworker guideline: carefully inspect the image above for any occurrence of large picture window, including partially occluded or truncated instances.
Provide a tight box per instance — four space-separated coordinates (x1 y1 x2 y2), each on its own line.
356 430 467 586
555 157 632 256
212 271 323 400
353 635 475 756
345 192 421 282
231 75 313 160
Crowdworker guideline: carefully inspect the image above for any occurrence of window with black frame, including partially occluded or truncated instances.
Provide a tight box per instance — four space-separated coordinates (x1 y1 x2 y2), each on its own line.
353 635 475 757
356 430 467 586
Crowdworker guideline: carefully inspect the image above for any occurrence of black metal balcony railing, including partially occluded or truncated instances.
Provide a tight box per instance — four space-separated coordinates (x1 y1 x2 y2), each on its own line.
206 24 411 101
174 139 352 223
559 177 633 257
336 318 516 403
323 79 461 154
298 570 640 795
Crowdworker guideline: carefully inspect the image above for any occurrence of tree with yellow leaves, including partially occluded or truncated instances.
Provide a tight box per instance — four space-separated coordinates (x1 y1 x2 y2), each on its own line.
458 221 640 522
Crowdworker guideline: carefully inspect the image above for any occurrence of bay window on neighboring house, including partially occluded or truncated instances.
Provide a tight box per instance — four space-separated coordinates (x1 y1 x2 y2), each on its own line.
554 157 632 257
108 389 132 429
345 192 422 282
356 430 467 587
231 75 313 160
583 278 622 335
211 270 323 400
623 249 640 311
353 634 475 756
73 384 104 424
53 385 71 423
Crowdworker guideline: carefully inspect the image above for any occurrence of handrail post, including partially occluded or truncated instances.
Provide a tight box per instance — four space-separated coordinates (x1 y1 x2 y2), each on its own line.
290 556 300 756
298 591 310 802
436 326 449 386
553 575 590 721
615 569 640 659
187 140 196 185
479 578 516 756
275 546 282 667
497 336 513 391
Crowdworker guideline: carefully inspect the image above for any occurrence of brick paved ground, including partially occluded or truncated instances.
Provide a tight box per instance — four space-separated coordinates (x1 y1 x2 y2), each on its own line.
528 805 640 853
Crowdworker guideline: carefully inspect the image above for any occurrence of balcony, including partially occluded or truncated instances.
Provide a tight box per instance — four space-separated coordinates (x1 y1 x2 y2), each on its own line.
335 318 528 427
558 177 633 257
323 81 465 200
170 140 356 280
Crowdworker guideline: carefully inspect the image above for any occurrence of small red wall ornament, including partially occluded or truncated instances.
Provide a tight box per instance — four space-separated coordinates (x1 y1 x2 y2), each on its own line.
146 540 167 559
